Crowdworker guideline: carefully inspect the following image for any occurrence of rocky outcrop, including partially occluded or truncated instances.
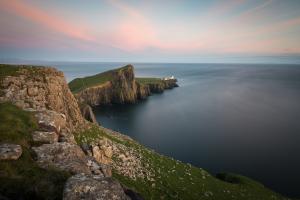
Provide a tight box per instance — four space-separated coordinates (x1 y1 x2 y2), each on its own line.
74 65 178 106
136 83 151 99
136 79 178 97
75 65 138 106
32 142 92 174
0 144 22 160
0 66 85 132
80 104 98 124
0 65 132 199
63 174 129 200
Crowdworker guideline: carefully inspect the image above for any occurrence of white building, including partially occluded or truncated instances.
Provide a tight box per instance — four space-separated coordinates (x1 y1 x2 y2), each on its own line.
163 76 175 81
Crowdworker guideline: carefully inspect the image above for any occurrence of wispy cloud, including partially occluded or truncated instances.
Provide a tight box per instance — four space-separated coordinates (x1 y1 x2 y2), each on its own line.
0 0 94 42
105 0 159 51
0 0 299 61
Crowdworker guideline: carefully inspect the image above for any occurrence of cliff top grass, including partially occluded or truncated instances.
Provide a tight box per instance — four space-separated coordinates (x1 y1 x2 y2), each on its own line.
74 125 287 200
0 64 20 80
68 65 134 93
0 102 70 200
135 77 163 85
0 64 62 83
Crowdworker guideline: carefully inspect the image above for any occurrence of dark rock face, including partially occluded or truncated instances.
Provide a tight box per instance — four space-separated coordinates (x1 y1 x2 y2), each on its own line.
76 65 138 106
63 174 130 200
76 65 178 106
80 104 98 124
123 188 144 200
136 83 151 99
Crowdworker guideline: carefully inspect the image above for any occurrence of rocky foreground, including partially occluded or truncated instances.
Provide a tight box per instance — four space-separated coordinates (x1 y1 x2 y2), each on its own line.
0 64 291 200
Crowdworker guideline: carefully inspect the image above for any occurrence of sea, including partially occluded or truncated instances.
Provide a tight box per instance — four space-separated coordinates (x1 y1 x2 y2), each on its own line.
13 62 300 197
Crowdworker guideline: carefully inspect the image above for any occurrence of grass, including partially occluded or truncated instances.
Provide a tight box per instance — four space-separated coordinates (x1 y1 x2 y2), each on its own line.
0 102 71 200
68 65 133 93
74 124 288 200
0 64 20 78
135 77 163 85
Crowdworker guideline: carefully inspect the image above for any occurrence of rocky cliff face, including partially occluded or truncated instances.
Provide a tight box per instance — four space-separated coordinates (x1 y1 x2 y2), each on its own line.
137 79 178 95
75 65 178 106
0 66 85 132
0 65 131 199
75 65 138 106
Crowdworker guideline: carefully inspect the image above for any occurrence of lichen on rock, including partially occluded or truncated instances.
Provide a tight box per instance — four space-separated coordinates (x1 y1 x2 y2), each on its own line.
0 143 22 160
63 174 129 200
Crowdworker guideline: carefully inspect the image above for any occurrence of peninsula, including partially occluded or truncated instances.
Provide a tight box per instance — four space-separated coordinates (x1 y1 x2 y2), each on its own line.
68 64 178 106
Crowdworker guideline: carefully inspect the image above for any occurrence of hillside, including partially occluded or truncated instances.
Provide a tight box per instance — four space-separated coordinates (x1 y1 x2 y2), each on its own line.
0 64 291 200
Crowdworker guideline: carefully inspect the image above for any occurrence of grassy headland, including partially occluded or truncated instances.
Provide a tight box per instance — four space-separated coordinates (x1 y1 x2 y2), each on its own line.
68 65 167 93
68 65 134 93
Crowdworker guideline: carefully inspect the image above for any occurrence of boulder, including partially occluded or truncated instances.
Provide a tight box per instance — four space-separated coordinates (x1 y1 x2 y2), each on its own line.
92 145 112 165
35 110 66 133
32 142 91 174
63 174 129 200
0 144 22 160
32 131 58 143
91 139 113 164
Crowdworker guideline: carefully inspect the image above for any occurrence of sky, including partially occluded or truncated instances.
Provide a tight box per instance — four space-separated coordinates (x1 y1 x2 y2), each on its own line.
0 0 300 63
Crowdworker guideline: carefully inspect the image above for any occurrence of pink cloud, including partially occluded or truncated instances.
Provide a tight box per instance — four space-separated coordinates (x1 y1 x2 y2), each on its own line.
105 0 160 51
0 0 94 42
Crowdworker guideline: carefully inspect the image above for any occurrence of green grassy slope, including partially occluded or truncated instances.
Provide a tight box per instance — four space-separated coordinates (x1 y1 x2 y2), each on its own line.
74 125 289 200
136 77 163 85
68 65 133 93
0 103 70 200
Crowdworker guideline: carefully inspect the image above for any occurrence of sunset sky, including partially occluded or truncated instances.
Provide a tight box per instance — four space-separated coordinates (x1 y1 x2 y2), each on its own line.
0 0 300 63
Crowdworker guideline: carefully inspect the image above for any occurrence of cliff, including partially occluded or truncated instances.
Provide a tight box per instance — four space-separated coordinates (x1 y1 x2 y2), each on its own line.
0 64 130 199
69 65 178 106
0 64 85 132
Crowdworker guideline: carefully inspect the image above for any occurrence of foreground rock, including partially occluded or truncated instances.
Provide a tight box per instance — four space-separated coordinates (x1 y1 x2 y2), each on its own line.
32 142 92 174
0 144 22 160
32 131 58 143
63 174 129 200
34 110 67 133
91 138 113 165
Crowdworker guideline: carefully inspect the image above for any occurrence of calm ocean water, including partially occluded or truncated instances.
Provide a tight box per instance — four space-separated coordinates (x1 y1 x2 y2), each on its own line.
33 62 300 197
